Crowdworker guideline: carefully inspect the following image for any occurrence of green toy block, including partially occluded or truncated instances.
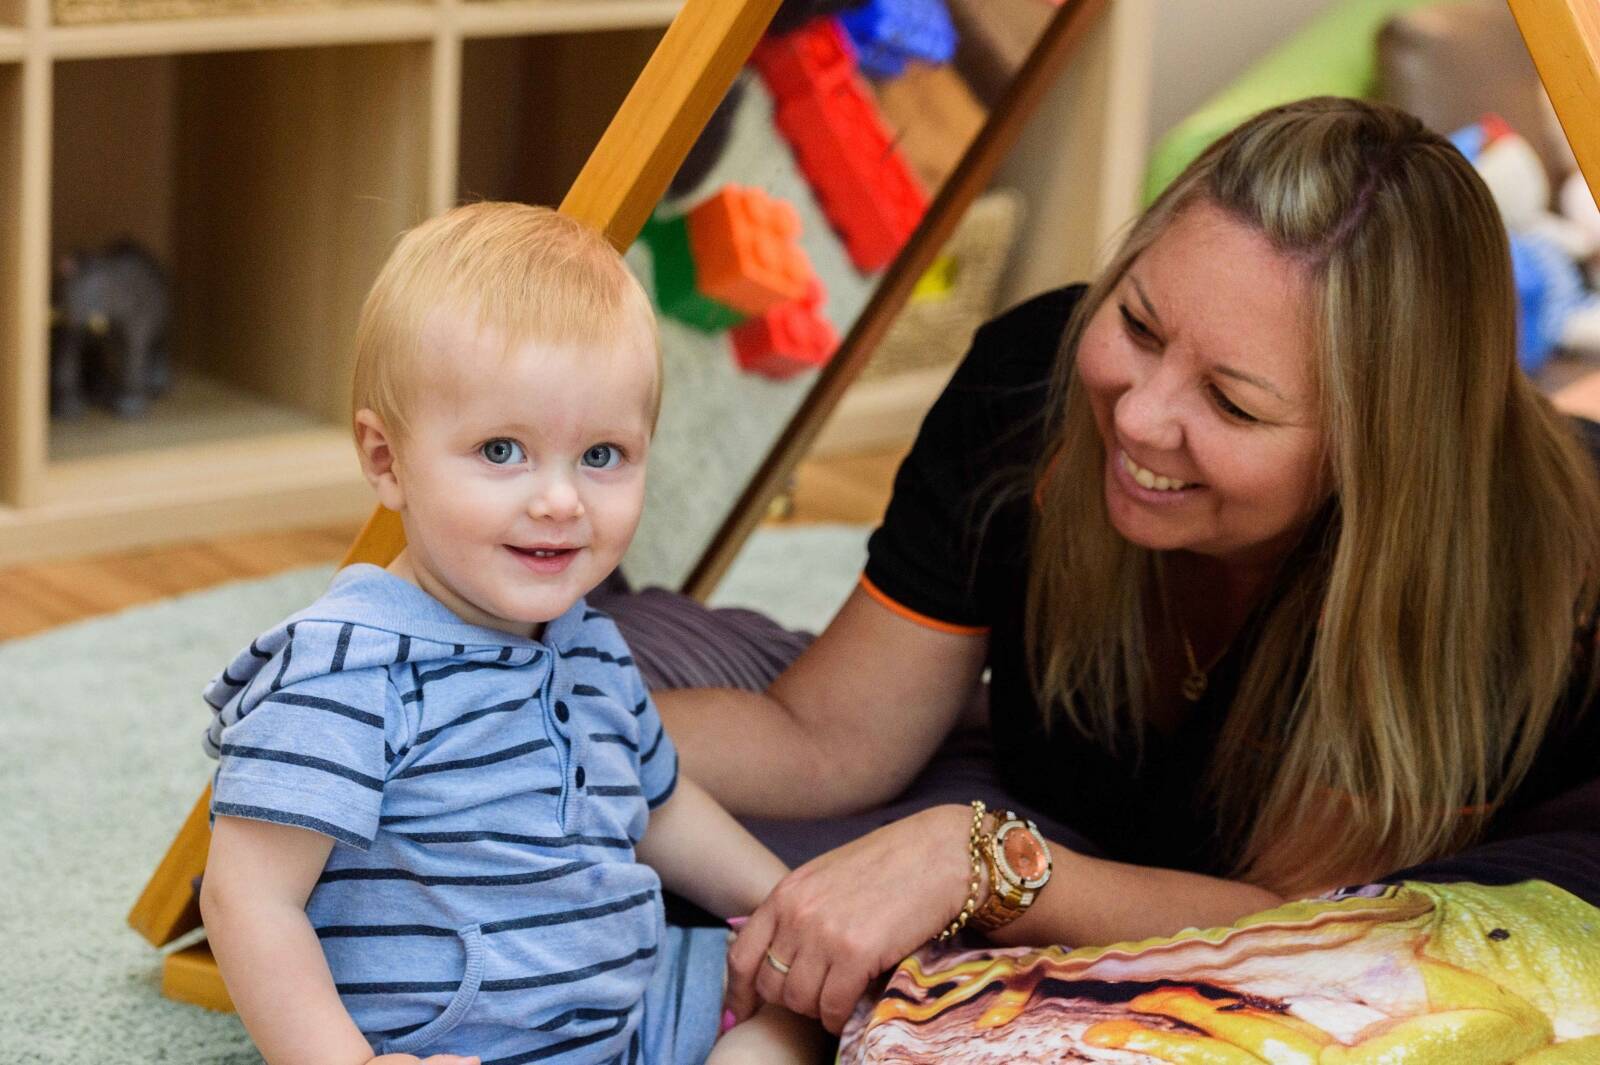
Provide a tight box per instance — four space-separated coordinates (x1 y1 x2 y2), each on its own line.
640 213 747 333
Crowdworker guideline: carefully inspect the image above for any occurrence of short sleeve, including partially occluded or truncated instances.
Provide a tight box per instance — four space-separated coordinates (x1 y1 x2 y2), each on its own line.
863 285 1085 632
210 661 398 851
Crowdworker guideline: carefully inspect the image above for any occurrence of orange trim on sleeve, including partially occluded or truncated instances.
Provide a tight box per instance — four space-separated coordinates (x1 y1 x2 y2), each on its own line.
858 574 989 636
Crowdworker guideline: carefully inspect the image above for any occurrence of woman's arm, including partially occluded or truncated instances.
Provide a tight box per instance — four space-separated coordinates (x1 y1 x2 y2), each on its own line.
723 803 1285 1034
996 832 1284 948
655 586 989 820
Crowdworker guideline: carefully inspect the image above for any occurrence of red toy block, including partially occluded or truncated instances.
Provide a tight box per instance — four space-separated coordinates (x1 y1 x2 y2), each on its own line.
749 17 858 101
774 78 929 271
732 294 840 379
686 185 817 316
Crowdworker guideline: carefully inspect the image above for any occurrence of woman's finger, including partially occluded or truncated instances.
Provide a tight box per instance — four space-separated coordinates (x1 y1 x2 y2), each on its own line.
818 960 875 1035
767 934 824 1018
751 927 794 1009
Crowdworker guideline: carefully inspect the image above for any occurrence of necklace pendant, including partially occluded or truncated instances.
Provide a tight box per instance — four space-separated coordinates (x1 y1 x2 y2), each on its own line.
1182 670 1208 702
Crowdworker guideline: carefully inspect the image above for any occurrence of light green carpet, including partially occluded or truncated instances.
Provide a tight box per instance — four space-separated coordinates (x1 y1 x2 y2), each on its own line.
0 523 867 1063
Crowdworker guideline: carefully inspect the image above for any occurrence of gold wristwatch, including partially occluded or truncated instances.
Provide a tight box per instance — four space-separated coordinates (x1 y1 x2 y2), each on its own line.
970 810 1052 931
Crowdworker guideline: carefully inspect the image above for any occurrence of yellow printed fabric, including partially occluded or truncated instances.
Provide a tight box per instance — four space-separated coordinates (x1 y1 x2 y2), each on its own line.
837 881 1600 1064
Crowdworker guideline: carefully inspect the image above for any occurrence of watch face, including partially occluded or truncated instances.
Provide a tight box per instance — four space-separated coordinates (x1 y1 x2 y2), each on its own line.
994 819 1051 889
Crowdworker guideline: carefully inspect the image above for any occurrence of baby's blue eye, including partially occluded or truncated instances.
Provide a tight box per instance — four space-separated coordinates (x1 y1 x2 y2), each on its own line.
582 444 621 470
481 439 526 465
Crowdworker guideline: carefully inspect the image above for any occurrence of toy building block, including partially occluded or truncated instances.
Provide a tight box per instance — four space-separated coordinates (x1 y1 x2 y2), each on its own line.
912 250 959 301
874 61 987 191
839 0 957 78
639 213 748 333
686 185 817 315
732 277 840 378
774 77 929 270
750 15 858 100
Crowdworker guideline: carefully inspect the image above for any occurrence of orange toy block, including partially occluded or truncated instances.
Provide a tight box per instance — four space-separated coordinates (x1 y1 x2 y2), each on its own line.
686 185 817 316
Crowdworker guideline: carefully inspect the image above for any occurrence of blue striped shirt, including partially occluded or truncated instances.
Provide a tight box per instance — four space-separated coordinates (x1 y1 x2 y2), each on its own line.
203 564 680 1062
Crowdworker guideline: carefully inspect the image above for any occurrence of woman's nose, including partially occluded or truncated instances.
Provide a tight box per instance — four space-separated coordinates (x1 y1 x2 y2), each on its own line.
1114 369 1185 453
529 473 584 521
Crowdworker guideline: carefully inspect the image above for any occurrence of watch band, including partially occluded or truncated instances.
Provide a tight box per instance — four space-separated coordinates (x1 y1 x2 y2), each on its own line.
970 811 1051 932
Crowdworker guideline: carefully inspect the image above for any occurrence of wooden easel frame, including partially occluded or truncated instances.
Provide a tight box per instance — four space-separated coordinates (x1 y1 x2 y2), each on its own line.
1506 0 1600 203
128 0 1111 1009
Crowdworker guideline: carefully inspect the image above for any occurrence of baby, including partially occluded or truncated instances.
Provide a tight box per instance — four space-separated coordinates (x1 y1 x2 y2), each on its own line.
200 203 820 1065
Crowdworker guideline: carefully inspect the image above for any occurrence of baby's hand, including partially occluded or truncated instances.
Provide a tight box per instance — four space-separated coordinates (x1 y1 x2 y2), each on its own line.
367 1055 479 1065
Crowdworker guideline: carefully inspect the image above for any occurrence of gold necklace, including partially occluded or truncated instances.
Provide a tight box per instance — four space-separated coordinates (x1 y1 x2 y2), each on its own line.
1164 581 1227 703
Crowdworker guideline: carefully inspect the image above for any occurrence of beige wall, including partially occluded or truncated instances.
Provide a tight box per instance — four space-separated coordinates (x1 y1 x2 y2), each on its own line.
1147 0 1342 148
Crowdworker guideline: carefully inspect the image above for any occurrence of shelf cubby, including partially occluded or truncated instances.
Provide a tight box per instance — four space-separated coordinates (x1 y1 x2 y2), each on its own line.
458 25 662 208
49 41 430 472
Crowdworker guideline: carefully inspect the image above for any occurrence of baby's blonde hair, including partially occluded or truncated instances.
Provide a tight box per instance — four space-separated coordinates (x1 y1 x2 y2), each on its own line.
352 202 660 441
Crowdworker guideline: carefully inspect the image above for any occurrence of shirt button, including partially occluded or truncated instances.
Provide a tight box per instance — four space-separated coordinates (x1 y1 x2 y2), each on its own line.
554 700 569 723
574 766 586 788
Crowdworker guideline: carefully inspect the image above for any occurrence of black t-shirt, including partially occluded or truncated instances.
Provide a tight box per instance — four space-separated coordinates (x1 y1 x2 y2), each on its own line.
863 285 1600 905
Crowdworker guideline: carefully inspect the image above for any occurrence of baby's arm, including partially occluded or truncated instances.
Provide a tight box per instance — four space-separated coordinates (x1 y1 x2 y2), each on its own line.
634 774 787 917
201 816 478 1065
636 779 829 1063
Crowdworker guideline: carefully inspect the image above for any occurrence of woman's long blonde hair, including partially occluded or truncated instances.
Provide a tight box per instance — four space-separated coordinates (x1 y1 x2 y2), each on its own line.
1027 97 1600 890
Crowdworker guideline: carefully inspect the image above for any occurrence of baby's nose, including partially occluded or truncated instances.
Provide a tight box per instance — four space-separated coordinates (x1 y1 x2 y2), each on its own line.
530 475 584 520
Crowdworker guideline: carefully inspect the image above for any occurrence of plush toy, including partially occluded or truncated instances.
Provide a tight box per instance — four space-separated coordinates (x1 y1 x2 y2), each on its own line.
1559 169 1600 284
50 239 172 418
1450 115 1600 372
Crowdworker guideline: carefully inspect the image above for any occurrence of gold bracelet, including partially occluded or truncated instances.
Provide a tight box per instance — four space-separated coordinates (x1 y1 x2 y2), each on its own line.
935 800 987 944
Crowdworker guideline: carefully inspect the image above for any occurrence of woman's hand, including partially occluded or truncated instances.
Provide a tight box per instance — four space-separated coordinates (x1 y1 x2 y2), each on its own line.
723 803 979 1034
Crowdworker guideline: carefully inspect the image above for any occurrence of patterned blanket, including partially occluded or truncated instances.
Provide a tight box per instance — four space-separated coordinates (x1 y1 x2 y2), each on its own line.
838 880 1600 1063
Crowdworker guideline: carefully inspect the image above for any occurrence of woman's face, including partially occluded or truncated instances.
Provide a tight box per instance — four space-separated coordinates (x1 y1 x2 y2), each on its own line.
1076 201 1328 570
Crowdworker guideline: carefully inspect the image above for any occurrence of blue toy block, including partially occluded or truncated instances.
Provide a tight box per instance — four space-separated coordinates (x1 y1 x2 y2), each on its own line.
839 0 957 78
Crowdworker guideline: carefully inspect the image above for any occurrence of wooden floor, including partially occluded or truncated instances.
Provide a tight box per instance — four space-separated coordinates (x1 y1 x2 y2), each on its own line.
0 445 908 641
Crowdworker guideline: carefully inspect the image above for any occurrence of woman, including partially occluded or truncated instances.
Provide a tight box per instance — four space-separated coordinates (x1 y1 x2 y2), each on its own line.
653 97 1600 1034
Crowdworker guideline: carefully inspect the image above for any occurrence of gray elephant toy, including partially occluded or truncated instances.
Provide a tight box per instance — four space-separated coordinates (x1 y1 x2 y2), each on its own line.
51 240 172 418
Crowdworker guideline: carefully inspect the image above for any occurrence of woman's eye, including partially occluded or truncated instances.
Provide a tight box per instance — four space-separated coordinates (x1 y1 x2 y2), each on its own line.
480 438 526 465
1209 385 1258 424
582 444 622 470
1119 304 1156 344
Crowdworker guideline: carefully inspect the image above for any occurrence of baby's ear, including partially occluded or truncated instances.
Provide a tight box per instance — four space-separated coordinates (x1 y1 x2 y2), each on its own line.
354 409 405 511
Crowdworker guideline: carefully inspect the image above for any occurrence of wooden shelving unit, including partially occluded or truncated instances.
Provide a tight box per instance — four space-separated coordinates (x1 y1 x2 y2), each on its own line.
0 0 673 564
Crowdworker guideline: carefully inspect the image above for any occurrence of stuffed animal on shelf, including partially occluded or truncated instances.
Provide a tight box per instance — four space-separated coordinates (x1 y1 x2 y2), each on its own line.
50 239 172 418
1450 115 1600 373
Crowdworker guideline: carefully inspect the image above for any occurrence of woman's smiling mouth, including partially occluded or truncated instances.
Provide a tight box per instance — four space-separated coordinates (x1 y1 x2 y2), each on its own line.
1119 450 1196 492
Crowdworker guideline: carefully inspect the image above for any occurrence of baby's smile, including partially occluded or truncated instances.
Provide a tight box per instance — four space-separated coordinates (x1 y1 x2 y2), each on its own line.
506 542 583 574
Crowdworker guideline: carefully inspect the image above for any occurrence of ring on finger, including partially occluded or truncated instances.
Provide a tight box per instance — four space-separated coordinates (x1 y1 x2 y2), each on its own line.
764 949 792 975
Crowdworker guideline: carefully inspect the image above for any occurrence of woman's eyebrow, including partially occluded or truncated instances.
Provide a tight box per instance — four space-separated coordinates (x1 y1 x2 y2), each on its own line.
1129 272 1289 403
1128 274 1164 331
1216 364 1287 402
